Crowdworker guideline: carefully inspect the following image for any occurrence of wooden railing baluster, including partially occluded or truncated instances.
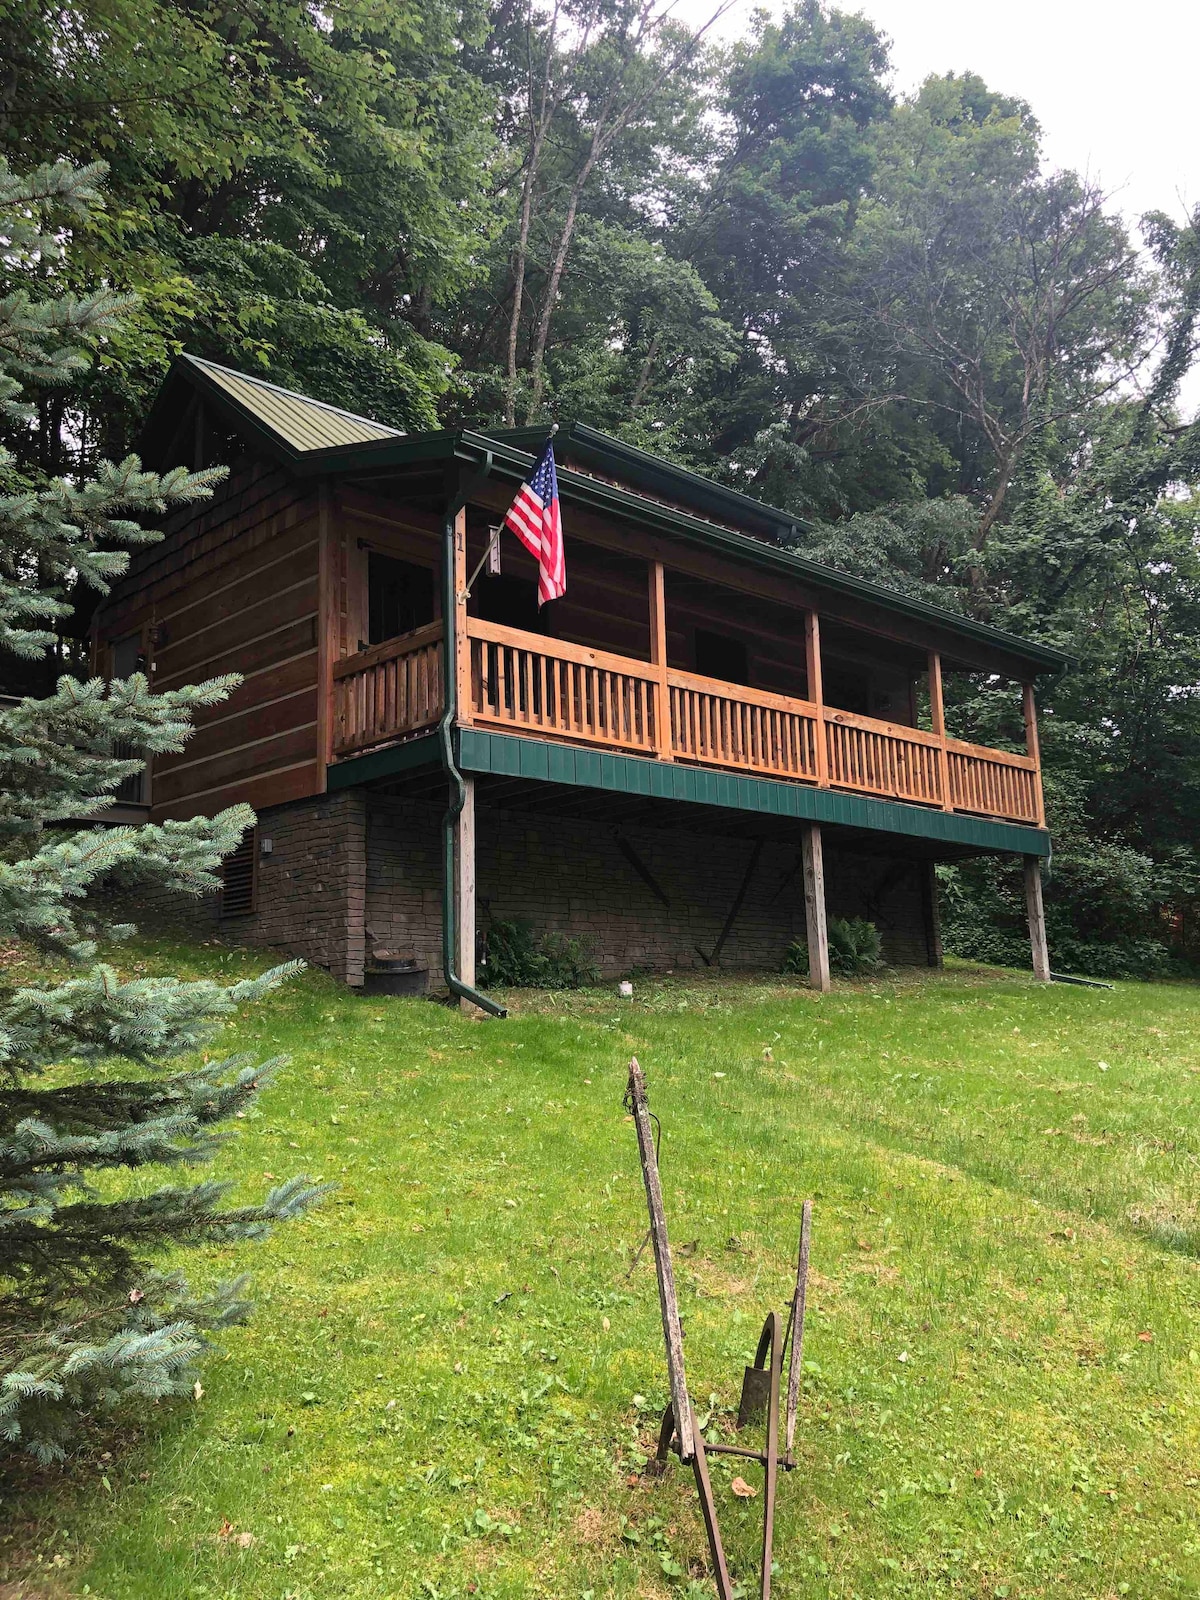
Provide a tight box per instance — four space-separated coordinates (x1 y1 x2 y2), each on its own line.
331 617 1042 825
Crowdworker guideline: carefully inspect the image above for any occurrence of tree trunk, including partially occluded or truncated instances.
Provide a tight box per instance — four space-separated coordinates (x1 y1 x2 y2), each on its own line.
503 131 545 427
975 451 1015 549
630 331 662 412
525 144 600 418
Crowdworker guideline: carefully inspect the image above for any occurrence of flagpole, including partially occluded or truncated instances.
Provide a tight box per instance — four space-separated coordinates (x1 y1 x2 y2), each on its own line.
463 423 560 600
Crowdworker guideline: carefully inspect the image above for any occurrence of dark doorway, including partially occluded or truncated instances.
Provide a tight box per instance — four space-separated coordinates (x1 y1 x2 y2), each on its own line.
368 554 435 645
694 627 749 686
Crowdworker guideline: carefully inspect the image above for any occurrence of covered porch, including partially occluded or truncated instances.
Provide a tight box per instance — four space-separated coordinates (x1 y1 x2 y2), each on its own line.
328 562 1045 830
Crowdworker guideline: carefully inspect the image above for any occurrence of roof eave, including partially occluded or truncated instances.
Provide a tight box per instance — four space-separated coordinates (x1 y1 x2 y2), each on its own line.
145 361 1070 678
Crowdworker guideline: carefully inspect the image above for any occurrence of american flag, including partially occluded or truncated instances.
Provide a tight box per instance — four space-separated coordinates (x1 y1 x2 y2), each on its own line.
503 439 565 606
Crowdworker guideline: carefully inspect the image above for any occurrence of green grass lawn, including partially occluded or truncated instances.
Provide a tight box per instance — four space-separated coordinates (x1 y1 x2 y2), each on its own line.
2 945 1199 1600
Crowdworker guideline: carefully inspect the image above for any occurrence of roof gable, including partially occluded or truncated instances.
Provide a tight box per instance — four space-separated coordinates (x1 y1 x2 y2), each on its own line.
145 354 404 458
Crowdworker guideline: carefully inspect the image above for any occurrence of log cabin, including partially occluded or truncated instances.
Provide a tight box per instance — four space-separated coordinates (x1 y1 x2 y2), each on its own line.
91 355 1066 1009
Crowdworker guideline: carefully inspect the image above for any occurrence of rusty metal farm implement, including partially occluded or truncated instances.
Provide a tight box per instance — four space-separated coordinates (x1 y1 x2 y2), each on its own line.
623 1057 813 1600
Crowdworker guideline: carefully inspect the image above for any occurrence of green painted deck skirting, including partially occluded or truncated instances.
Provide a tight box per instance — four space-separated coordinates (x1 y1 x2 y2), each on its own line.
459 730 1049 855
326 732 442 788
328 728 1049 856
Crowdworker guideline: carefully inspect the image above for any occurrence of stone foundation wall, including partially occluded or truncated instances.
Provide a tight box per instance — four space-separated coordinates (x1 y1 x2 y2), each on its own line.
166 790 369 983
249 791 367 983
363 793 937 983
126 787 938 987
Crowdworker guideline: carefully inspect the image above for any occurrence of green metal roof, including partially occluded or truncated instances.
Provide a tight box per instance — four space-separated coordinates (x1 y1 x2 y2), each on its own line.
147 355 1072 678
168 355 404 453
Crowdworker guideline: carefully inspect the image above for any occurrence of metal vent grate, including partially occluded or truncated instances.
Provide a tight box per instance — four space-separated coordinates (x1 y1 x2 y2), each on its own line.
220 829 257 918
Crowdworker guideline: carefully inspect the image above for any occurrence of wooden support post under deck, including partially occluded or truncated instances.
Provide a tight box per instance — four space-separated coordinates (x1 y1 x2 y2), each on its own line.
456 775 477 996
454 504 472 725
1023 682 1045 826
1024 855 1050 982
801 823 831 992
648 559 672 760
804 612 829 787
924 860 944 969
928 650 953 811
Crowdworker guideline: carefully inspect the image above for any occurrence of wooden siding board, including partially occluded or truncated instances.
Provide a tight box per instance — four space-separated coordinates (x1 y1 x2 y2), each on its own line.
157 538 319 637
191 653 319 724
155 688 317 771
153 762 321 822
103 467 308 622
156 576 318 680
153 725 317 805
154 620 317 691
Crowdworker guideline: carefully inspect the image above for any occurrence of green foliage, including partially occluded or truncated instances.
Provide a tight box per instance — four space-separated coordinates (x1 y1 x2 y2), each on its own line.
0 160 322 1463
482 919 599 990
827 916 884 975
781 939 807 976
1 0 496 477
783 917 883 977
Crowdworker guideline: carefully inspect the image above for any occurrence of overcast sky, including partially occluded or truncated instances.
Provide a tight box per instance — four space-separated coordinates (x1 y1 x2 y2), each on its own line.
683 0 1200 410
691 0 1198 232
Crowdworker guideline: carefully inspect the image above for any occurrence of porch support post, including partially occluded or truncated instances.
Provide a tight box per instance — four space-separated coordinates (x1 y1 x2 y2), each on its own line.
924 860 944 969
454 505 472 725
648 559 672 760
801 822 831 992
928 650 952 811
456 775 477 994
1024 854 1050 982
805 612 829 787
1023 682 1045 826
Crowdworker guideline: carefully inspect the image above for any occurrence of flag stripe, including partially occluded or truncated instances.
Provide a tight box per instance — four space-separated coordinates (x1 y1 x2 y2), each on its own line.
502 441 565 606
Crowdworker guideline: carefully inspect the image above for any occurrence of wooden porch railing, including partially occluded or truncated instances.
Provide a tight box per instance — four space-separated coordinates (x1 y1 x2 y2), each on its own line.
668 669 819 780
467 617 659 754
946 740 1039 824
824 709 945 809
332 619 442 757
329 617 1043 826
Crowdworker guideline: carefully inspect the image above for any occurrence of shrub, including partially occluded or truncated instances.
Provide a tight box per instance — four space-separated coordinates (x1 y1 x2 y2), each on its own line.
828 916 884 975
482 919 599 989
783 917 884 978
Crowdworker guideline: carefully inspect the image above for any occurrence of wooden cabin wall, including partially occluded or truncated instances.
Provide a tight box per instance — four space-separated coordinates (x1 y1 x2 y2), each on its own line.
93 457 323 822
334 486 443 659
461 510 915 719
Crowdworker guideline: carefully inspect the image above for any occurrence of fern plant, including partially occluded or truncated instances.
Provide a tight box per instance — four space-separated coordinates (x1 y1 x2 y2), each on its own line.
783 917 884 978
482 919 599 988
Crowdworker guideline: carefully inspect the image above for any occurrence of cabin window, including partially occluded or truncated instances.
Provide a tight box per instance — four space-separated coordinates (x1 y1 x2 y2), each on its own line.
822 659 872 717
694 628 749 686
368 553 435 645
220 828 257 918
110 632 145 678
476 573 543 634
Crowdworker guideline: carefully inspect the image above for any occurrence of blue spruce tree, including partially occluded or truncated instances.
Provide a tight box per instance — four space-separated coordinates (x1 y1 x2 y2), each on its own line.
0 159 323 1463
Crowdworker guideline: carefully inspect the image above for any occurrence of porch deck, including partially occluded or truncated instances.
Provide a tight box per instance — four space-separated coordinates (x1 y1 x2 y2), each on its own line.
330 618 1043 827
